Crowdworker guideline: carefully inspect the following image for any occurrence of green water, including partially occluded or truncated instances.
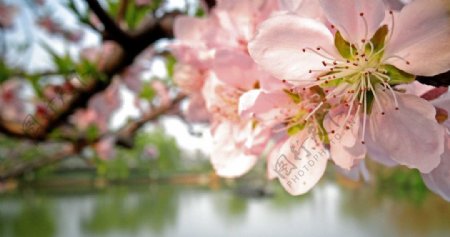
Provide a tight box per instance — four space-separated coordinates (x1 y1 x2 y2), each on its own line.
0 182 449 237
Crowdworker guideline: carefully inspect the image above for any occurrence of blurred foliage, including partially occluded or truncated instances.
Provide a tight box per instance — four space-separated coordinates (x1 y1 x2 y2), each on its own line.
94 128 182 180
375 167 429 204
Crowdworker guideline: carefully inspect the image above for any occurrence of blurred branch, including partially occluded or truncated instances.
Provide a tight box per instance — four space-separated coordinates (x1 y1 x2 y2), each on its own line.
0 144 76 181
416 70 450 87
85 0 131 45
116 0 129 23
203 0 216 10
116 93 186 148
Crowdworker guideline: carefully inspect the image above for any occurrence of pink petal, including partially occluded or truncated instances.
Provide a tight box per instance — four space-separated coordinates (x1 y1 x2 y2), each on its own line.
211 122 259 178
421 136 450 201
213 49 259 90
267 139 286 180
238 89 293 123
248 15 338 84
185 95 210 123
174 16 208 41
268 132 329 195
243 122 272 155
324 111 366 169
336 160 371 182
319 0 385 43
384 0 450 76
280 0 323 19
368 90 445 173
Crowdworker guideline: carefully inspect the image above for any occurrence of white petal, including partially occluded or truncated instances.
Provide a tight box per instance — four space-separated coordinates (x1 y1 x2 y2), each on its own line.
211 122 258 178
368 90 445 173
421 136 450 201
319 0 386 43
384 0 450 76
268 132 330 195
249 15 338 84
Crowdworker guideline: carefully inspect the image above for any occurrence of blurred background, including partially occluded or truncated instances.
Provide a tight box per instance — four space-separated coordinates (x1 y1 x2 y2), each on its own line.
0 0 449 236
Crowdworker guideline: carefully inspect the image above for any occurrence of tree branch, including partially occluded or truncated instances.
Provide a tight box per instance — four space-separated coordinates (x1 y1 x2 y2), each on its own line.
0 144 76 181
203 0 216 10
85 0 131 45
416 70 450 87
116 93 186 147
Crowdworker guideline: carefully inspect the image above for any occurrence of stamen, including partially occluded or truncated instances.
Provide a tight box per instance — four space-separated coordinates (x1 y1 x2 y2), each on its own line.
359 12 369 50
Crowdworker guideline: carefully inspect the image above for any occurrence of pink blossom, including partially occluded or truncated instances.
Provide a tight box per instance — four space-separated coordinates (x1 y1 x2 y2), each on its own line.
0 80 27 121
0 3 17 29
249 0 448 173
136 0 152 7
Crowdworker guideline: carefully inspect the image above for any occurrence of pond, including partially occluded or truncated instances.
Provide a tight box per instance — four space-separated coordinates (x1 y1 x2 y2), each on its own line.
0 181 449 237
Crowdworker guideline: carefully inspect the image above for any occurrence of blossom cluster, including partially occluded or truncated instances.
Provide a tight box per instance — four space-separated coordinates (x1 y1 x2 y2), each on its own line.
171 0 450 201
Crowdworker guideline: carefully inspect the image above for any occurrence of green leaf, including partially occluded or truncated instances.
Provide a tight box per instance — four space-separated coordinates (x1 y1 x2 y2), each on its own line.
383 64 415 85
334 31 354 59
166 55 177 78
139 84 156 100
86 125 100 143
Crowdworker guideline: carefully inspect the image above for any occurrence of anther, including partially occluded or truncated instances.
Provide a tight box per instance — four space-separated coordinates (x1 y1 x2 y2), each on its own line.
360 12 364 17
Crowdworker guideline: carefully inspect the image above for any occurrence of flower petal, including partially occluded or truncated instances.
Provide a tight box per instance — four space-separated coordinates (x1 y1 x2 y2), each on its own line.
324 111 366 169
211 122 259 178
249 15 338 84
319 0 386 43
421 136 450 201
239 89 294 123
368 90 445 173
384 0 450 76
213 49 259 90
268 132 329 195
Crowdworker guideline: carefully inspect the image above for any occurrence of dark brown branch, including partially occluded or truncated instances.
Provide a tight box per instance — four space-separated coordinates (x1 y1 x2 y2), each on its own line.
116 93 186 148
85 0 131 45
203 0 216 10
416 70 450 87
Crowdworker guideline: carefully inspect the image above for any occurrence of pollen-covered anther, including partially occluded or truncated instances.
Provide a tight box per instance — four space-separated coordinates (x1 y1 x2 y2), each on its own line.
361 141 365 144
331 130 335 134
395 107 400 110
381 112 385 115
322 61 327 66
359 12 364 17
